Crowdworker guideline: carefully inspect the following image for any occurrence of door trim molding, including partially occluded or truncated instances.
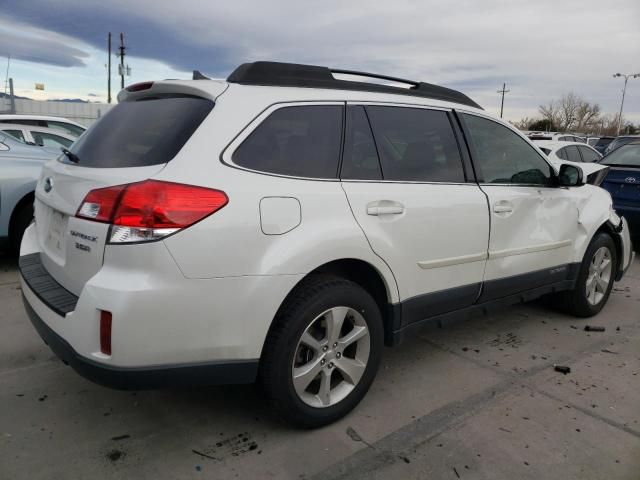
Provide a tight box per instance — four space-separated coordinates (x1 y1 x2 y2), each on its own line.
418 252 487 270
488 239 572 259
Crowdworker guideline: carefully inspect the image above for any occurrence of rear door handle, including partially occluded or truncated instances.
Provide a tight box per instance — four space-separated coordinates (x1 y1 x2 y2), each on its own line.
367 201 405 216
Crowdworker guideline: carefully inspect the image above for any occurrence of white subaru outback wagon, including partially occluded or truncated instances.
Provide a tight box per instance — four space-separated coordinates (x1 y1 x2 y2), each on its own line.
20 62 633 427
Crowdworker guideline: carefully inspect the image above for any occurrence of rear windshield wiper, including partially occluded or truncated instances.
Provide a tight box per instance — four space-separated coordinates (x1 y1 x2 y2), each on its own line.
61 147 80 164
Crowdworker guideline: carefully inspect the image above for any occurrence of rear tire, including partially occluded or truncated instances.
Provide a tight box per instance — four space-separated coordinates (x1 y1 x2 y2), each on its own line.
550 232 617 317
260 275 383 428
9 203 34 253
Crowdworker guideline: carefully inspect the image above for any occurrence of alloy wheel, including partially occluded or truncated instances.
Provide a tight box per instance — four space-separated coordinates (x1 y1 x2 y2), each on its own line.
292 306 370 408
585 246 612 306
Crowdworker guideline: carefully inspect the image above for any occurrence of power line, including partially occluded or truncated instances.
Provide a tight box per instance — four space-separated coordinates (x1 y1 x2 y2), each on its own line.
497 82 510 119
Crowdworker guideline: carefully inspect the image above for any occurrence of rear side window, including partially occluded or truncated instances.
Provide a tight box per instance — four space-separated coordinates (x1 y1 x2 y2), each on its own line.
341 106 381 180
68 95 214 168
2 129 25 142
565 145 582 162
365 106 465 182
33 132 73 148
233 105 343 179
462 114 552 185
46 120 85 137
578 146 600 162
556 147 569 160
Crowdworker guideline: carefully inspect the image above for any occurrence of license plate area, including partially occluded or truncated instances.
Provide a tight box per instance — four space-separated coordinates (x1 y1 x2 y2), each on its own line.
41 204 69 263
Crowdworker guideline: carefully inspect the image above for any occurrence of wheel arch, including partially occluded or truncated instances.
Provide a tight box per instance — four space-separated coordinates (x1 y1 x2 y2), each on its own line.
261 258 400 359
595 219 624 279
9 190 35 244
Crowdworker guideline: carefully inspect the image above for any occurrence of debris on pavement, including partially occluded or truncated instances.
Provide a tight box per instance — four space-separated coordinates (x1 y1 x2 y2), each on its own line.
584 326 605 332
554 365 571 374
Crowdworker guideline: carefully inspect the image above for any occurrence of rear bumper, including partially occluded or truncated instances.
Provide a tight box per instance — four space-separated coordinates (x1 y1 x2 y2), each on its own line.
22 293 258 389
18 223 304 389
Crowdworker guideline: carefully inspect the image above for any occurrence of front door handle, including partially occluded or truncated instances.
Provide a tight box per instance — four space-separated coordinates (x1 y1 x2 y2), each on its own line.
493 201 513 214
367 201 405 216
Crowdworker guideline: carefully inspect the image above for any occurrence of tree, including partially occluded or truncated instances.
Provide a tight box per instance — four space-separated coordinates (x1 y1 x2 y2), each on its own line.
511 117 535 130
528 118 557 132
538 93 601 133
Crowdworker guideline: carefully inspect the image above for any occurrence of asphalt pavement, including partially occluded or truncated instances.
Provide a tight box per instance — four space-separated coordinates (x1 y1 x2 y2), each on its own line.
1 253 639 479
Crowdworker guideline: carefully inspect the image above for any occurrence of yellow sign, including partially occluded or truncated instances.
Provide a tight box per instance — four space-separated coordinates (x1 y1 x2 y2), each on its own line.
35 83 45 90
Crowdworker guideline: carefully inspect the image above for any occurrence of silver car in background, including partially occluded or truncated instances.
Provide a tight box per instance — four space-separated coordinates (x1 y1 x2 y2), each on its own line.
0 133 61 251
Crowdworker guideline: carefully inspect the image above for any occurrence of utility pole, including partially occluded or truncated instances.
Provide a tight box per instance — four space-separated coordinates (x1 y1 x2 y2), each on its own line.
118 32 126 89
4 55 10 95
497 83 510 119
107 33 112 103
9 78 15 114
613 72 639 136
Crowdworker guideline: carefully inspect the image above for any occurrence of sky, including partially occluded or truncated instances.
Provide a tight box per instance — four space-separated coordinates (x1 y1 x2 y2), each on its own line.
1 0 639 123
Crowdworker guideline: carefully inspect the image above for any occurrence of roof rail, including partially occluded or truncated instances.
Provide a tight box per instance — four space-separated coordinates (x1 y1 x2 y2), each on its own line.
226 61 482 109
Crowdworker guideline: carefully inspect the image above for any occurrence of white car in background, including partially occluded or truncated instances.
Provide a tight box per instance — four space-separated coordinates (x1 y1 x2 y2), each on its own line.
535 141 606 185
0 123 75 154
0 114 86 138
535 140 602 163
528 132 586 143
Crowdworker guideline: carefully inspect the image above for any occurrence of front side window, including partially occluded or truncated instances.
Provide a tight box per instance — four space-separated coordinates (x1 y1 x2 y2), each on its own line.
565 145 582 163
462 114 552 185
233 105 343 179
365 106 465 182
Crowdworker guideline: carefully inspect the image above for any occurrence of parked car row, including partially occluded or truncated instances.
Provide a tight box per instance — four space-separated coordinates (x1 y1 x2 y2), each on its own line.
15 61 634 427
0 115 84 251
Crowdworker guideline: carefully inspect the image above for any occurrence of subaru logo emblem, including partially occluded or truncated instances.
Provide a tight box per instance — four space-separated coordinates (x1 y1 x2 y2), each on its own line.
43 177 53 193
625 177 637 184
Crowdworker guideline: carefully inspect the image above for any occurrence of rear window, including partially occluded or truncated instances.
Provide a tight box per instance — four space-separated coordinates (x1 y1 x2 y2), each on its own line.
67 95 213 168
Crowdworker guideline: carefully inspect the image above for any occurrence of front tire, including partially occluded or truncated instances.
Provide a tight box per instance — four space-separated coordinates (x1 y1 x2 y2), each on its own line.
552 232 617 317
260 275 383 428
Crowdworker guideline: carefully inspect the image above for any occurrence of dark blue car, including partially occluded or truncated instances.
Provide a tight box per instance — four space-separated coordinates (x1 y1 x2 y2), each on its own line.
600 141 640 247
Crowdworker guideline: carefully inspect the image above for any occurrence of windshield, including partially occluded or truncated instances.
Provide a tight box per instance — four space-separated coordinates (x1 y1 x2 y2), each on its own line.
602 144 640 167
67 95 214 168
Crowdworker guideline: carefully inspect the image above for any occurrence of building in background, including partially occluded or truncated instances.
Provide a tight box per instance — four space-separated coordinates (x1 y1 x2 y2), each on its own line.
1 88 113 127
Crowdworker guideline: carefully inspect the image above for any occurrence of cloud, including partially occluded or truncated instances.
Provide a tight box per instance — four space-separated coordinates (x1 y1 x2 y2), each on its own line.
0 18 89 67
1 0 639 120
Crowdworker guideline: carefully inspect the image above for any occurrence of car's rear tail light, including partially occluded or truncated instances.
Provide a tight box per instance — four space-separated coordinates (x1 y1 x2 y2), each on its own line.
100 310 112 355
76 180 228 243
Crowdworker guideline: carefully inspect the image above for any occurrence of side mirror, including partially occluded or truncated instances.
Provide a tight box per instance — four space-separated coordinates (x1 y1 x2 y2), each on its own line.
558 164 584 187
